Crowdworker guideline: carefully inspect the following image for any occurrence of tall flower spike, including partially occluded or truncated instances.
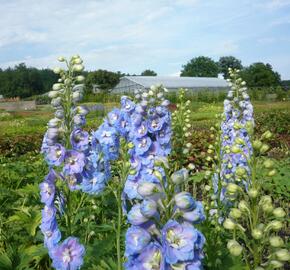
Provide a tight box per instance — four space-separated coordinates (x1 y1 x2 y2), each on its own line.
40 56 88 269
123 86 205 269
219 68 254 202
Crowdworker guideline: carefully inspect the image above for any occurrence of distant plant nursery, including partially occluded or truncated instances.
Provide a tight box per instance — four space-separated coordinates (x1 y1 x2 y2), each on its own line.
111 76 229 93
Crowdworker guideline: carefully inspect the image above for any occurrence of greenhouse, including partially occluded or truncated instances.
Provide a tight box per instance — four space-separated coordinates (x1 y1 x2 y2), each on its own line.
111 75 229 93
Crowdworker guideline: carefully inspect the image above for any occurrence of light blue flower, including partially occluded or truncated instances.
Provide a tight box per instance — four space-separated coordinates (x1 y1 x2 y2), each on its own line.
125 226 151 256
51 237 85 270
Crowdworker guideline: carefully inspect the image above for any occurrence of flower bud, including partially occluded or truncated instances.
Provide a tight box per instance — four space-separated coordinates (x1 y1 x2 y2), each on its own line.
227 183 240 194
174 192 195 210
251 229 263 239
51 97 62 107
268 220 283 231
171 168 188 184
230 208 242 219
53 67 62 74
76 75 85 82
72 91 83 102
73 58 83 64
128 142 134 149
58 56 65 62
263 159 274 169
153 170 163 181
235 167 247 177
238 200 250 213
127 204 148 225
273 207 286 218
253 140 262 150
259 195 272 205
227 240 243 256
48 118 61 128
137 182 161 197
52 83 62 91
269 260 283 268
269 236 284 247
231 145 240 153
235 138 245 145
261 130 273 140
55 110 64 119
48 90 59 98
276 249 290 262
223 219 236 230
140 199 157 218
73 64 84 72
248 188 258 198
268 169 276 177
260 144 270 154
262 203 273 213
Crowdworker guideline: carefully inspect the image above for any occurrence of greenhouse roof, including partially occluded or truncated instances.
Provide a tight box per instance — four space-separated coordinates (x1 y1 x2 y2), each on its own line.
123 76 228 88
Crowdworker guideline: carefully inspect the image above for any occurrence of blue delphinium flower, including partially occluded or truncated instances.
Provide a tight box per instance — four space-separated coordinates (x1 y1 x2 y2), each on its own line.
51 237 85 270
70 128 89 152
39 169 62 251
63 150 86 175
45 143 66 166
125 242 164 270
125 226 151 257
162 220 204 264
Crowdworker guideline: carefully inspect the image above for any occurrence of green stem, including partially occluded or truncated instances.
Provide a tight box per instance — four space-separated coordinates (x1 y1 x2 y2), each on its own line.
116 188 122 270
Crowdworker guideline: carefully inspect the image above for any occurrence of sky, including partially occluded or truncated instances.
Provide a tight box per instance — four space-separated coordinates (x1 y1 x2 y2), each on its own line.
0 0 289 79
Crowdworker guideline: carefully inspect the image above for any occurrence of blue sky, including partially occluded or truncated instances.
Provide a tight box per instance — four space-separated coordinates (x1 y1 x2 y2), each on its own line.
0 0 289 79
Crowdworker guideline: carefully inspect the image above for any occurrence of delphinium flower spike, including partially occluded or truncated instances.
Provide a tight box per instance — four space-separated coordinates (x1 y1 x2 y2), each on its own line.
122 86 206 269
214 69 289 269
40 55 90 269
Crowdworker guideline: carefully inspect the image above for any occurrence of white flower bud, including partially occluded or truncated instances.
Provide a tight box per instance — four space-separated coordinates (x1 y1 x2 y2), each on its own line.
73 64 84 72
227 240 243 256
273 207 286 218
238 200 250 213
269 236 284 247
223 219 236 230
269 260 283 268
53 67 62 74
52 83 62 91
251 229 263 239
227 183 240 194
276 249 290 262
248 188 258 198
58 56 65 62
229 208 242 219
48 90 59 99
76 75 85 82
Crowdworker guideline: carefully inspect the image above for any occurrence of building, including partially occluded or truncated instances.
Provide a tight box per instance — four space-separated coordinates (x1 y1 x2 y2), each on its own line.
111 76 229 93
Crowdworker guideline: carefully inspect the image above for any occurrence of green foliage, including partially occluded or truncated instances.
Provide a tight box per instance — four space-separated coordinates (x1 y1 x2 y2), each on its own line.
219 56 243 79
0 63 57 98
140 69 157 76
255 109 290 135
181 56 219 77
85 69 122 93
240 62 281 87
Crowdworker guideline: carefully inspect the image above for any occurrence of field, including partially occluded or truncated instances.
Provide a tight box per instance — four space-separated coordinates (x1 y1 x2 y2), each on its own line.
0 98 289 269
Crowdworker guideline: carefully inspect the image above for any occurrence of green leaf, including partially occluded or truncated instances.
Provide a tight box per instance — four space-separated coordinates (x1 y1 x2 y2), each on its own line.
0 253 13 270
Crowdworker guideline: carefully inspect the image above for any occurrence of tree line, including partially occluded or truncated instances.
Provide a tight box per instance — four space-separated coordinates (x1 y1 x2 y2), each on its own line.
0 56 286 98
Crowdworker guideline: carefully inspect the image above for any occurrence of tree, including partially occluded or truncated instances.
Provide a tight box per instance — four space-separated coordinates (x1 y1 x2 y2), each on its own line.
85 69 122 92
240 63 281 87
180 56 219 77
218 56 243 78
141 69 157 76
